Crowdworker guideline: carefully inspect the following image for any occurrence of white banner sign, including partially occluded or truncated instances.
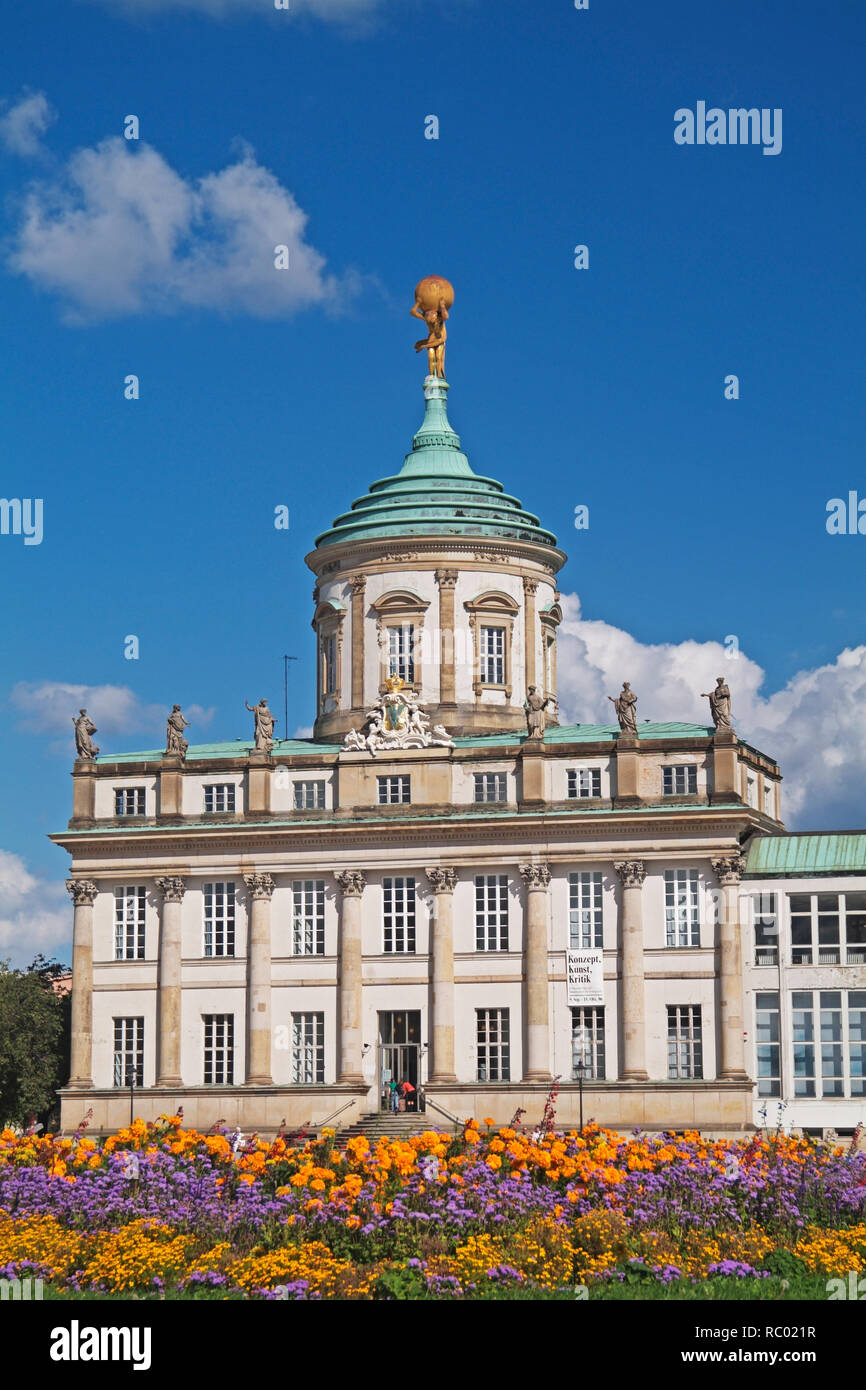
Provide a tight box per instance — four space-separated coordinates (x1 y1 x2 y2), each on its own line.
566 949 604 1006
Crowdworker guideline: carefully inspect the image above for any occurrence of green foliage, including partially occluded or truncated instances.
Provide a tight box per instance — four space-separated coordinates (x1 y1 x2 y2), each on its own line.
0 955 71 1128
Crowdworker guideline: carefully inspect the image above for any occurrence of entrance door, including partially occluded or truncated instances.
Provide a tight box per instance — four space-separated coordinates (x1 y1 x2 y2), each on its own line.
379 1010 421 1112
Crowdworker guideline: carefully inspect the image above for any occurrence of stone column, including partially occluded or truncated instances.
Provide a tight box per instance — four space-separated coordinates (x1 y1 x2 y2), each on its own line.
66 879 97 1088
712 852 748 1079
244 873 275 1084
523 577 538 695
335 871 366 1083
613 860 648 1080
155 876 186 1087
426 867 458 1082
435 570 458 707
519 863 552 1081
349 575 366 710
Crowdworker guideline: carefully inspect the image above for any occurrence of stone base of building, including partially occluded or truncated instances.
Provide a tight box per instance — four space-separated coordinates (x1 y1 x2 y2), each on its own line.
60 1079 755 1137
58 1084 369 1137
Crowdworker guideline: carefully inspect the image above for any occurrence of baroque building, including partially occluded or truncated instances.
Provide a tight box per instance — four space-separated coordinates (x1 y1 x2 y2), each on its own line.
56 365 840 1138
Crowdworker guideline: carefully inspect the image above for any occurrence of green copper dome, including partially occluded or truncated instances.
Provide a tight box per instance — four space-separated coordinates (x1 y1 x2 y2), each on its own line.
314 378 558 549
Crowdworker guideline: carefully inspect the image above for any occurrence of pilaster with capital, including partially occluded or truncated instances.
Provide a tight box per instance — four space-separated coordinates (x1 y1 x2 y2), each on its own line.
155 876 186 1087
335 871 366 1083
426 866 458 1082
244 873 275 1084
349 574 366 710
712 852 748 1079
519 862 552 1081
613 860 648 1080
435 570 459 707
523 576 538 696
66 879 97 1088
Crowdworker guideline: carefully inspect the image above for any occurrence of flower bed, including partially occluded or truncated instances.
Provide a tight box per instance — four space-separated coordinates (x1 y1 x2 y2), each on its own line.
0 1118 864 1299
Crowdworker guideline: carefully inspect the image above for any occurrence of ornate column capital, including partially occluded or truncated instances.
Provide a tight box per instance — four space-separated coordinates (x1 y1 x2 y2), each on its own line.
66 878 98 906
426 866 458 894
156 875 187 903
614 860 646 888
711 852 746 885
335 870 367 898
435 569 459 589
519 862 551 889
522 576 539 596
349 574 367 597
243 872 275 900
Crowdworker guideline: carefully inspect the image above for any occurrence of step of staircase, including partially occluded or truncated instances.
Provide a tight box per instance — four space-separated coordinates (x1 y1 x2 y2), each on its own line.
334 1111 455 1144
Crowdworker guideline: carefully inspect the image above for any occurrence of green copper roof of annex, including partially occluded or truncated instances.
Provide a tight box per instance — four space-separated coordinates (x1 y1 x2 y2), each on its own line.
92 722 714 764
314 377 560 550
745 833 866 877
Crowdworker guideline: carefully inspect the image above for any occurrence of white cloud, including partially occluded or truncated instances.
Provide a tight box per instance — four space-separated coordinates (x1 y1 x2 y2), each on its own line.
7 136 358 322
0 91 56 157
9 682 215 758
557 593 866 831
0 850 70 968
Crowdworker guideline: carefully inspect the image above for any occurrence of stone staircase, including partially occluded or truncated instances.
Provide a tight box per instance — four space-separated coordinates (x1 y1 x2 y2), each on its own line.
333 1110 456 1144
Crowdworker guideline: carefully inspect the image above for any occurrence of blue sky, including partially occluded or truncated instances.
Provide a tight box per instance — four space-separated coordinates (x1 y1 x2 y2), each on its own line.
1 0 864 962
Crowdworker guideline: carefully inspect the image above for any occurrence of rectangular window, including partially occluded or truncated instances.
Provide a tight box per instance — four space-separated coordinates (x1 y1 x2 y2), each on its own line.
377 775 410 805
292 880 325 956
792 989 866 1099
293 780 326 810
664 869 700 948
571 1006 605 1080
203 1014 234 1085
324 633 337 695
569 871 603 949
752 892 778 966
383 876 416 954
845 893 866 965
292 1012 325 1084
112 1017 144 1088
480 626 505 685
473 772 507 803
755 991 781 1097
662 765 697 796
789 892 844 966
114 786 146 816
477 1008 510 1081
114 886 146 960
792 990 815 1097
667 1005 703 1079
763 782 774 816
475 875 509 951
203 882 235 958
204 784 235 813
388 624 415 684
567 768 601 799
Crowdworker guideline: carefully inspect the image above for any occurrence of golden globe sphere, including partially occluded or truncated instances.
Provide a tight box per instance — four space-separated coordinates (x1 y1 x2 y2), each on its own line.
414 275 455 312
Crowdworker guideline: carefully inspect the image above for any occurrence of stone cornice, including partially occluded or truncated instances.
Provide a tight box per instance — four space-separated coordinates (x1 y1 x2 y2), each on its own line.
305 535 567 579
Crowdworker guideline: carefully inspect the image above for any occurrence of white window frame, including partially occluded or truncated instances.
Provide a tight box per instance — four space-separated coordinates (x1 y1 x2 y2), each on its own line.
571 1007 605 1080
204 882 235 958
476 1008 510 1081
473 772 507 804
667 1004 702 1079
377 775 410 806
292 880 325 956
113 1016 144 1088
383 876 416 954
387 623 415 685
114 786 146 816
479 625 505 686
755 991 781 1097
292 1012 325 1084
792 989 866 1100
474 875 509 951
204 783 235 813
664 869 701 948
203 1014 234 1085
567 768 601 799
662 765 697 796
569 871 603 949
293 780 326 810
114 886 146 961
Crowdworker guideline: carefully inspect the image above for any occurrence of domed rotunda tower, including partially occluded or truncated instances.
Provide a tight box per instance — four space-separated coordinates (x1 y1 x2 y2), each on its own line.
306 374 567 742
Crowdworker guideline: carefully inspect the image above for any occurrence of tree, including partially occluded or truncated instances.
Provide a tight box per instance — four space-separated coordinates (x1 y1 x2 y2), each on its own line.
0 955 71 1129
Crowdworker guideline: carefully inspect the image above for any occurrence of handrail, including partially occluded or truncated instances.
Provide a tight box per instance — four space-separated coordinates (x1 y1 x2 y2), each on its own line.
314 1099 357 1130
422 1096 462 1127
